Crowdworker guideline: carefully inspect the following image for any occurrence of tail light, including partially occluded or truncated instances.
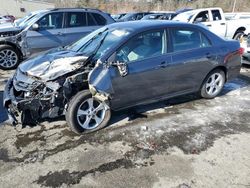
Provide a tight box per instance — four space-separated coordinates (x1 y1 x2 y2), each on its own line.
238 47 244 55
224 47 244 64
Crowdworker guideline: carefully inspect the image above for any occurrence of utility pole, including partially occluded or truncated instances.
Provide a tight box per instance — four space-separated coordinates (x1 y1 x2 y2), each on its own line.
232 0 237 12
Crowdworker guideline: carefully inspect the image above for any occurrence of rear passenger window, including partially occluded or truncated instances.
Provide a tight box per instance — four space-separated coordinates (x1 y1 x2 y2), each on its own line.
172 29 211 52
91 13 106 25
66 12 87 27
87 13 97 26
212 10 222 21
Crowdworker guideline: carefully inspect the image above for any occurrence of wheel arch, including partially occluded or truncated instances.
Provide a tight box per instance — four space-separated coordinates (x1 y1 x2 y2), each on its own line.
200 66 228 90
233 27 246 39
0 41 23 60
199 66 227 98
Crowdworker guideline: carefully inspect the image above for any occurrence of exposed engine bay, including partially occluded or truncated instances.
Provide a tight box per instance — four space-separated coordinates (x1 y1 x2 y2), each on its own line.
4 55 98 125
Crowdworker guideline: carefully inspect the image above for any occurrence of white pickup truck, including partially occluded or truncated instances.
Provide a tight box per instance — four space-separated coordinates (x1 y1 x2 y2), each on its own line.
173 7 250 40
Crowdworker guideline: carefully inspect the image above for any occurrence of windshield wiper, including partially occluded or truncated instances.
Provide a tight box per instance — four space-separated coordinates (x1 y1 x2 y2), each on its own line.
84 30 109 64
78 28 108 52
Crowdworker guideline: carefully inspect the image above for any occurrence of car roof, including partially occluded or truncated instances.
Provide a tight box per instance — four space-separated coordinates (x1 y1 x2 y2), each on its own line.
107 20 200 31
48 8 104 13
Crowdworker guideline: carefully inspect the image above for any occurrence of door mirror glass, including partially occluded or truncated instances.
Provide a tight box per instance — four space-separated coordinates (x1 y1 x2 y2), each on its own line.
32 23 39 30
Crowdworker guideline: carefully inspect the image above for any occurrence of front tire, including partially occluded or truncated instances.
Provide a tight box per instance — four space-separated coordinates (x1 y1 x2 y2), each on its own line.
200 69 225 99
0 45 20 70
65 90 111 134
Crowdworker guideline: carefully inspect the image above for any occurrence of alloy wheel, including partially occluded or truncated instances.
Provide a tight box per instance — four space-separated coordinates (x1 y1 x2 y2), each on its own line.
77 98 107 130
0 49 18 68
205 73 224 96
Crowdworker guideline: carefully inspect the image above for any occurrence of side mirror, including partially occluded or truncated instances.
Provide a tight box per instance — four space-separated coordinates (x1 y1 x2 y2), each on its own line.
194 17 203 23
107 52 128 77
32 23 39 31
110 61 128 77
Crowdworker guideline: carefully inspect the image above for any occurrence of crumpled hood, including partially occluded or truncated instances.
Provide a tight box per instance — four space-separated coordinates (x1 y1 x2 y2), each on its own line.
19 49 88 81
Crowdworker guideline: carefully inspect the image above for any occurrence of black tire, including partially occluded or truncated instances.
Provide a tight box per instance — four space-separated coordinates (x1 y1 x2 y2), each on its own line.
65 90 111 134
200 69 225 99
233 31 244 40
0 45 21 70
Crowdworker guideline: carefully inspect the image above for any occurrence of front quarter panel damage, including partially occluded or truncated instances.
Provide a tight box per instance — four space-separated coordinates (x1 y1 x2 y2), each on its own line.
0 29 27 58
4 55 92 125
88 64 114 103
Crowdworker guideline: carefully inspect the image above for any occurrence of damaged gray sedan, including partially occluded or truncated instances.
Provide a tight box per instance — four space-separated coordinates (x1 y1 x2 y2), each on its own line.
3 21 242 133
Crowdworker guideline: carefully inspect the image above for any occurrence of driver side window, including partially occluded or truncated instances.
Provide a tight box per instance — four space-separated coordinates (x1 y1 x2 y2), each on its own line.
194 11 209 23
37 12 63 30
116 30 165 63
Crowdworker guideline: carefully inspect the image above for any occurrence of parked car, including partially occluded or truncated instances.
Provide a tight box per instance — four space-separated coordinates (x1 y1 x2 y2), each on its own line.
3 15 15 22
3 21 242 134
240 33 250 64
116 12 151 21
111 13 126 21
141 13 176 20
0 10 49 29
173 7 250 40
0 8 115 70
0 16 12 24
175 8 193 14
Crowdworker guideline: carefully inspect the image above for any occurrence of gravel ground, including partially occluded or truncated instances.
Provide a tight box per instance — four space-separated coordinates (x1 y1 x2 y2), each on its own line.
0 66 249 188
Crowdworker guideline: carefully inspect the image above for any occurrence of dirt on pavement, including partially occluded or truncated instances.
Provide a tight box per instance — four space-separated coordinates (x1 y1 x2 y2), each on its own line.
0 66 249 188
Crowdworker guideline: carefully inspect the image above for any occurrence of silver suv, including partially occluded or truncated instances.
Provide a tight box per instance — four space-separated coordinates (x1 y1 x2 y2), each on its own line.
0 8 114 70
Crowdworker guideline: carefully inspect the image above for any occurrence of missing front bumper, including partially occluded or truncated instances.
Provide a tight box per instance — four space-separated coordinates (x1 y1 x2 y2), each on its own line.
3 78 61 126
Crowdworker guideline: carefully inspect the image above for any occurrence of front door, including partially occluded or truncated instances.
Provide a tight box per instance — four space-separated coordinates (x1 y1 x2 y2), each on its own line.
26 12 65 55
109 29 172 109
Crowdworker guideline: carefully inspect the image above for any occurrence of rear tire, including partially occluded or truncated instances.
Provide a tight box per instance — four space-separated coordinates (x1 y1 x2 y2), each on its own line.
200 69 225 99
0 45 21 70
65 90 111 134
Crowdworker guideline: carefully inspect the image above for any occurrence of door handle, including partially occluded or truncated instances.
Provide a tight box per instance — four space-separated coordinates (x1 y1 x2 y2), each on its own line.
206 24 212 27
156 61 169 69
220 23 226 25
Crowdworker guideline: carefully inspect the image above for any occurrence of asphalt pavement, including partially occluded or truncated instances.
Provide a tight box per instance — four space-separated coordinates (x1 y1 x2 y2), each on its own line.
0 67 249 188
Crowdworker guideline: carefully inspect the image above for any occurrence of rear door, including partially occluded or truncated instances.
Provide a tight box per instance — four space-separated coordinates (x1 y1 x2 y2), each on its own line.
209 9 226 37
26 12 65 55
63 11 105 46
109 29 172 109
167 27 216 94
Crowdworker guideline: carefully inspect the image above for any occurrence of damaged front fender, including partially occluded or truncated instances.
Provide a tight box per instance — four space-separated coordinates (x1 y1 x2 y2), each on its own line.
88 63 114 102
0 29 27 58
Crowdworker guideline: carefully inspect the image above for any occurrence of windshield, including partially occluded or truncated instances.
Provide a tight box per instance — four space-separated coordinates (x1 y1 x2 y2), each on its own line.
173 11 196 22
68 27 130 60
20 12 44 28
14 13 33 26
